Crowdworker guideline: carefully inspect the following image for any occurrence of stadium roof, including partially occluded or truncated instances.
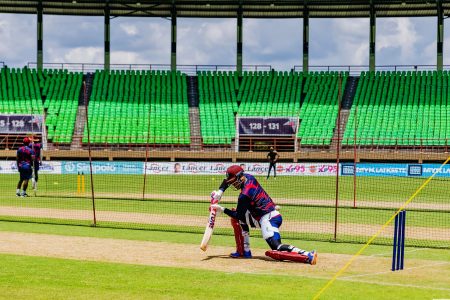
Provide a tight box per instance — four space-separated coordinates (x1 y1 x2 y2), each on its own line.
0 0 449 18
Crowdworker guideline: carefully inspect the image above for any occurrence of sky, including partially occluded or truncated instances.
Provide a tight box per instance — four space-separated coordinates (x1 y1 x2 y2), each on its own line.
0 13 449 70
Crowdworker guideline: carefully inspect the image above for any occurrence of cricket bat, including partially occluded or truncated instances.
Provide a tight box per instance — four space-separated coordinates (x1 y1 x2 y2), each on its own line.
200 198 218 251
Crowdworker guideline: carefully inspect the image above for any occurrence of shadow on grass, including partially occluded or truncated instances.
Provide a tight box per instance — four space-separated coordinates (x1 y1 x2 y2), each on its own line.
202 254 302 263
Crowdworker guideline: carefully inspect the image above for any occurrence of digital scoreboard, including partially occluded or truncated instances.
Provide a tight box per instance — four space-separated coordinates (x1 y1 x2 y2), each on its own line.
238 117 299 136
0 115 44 134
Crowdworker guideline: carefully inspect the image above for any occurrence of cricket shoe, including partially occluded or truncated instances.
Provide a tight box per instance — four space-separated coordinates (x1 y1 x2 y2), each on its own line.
307 250 317 265
21 193 29 197
230 250 252 258
16 192 21 197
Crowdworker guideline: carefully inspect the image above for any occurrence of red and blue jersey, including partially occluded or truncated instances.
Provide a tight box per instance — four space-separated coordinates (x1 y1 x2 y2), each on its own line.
224 174 276 222
17 146 35 168
32 143 42 162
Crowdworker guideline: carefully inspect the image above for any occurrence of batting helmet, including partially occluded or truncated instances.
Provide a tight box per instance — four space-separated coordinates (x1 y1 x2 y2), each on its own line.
226 165 245 189
23 137 31 145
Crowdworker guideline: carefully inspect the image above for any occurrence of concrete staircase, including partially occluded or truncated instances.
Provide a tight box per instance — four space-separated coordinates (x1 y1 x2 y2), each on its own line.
189 107 202 150
341 76 359 110
330 109 350 150
186 76 202 150
70 73 94 150
329 76 359 150
70 106 86 150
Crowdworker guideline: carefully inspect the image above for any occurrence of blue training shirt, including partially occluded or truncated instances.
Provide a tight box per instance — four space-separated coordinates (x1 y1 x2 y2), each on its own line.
32 143 42 162
17 146 35 168
224 173 276 222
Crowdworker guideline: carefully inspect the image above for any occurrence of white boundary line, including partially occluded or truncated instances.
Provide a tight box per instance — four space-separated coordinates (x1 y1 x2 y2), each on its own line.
370 247 430 257
340 261 450 279
339 278 450 292
246 269 450 292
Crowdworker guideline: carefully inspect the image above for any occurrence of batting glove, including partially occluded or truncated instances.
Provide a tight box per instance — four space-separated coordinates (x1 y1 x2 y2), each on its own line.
211 190 223 203
210 204 225 214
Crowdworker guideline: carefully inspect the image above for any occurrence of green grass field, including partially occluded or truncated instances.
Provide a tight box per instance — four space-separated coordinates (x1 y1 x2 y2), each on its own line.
0 174 449 248
0 221 449 300
2 174 449 203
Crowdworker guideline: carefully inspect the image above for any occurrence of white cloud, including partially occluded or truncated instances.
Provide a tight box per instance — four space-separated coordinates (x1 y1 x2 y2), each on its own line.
44 15 103 65
377 17 435 65
0 14 36 67
377 18 418 60
243 19 302 70
120 24 139 36
111 18 170 64
424 41 436 65
111 51 141 64
0 13 443 70
310 18 369 66
443 19 450 65
63 47 104 63
178 18 236 65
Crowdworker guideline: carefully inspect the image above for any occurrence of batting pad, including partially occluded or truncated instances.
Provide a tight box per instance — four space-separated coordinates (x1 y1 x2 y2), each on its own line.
265 250 309 263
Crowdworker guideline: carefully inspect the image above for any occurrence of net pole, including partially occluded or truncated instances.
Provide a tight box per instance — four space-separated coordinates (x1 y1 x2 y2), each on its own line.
334 73 343 241
353 106 357 209
235 114 239 152
84 81 97 226
142 100 152 201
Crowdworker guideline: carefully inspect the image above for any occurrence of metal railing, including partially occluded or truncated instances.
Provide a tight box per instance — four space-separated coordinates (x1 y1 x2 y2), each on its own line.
293 65 450 76
2 134 449 153
26 63 272 75
19 62 450 76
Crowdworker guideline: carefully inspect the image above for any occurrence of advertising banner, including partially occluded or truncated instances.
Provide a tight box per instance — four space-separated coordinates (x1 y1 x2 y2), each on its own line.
4 161 449 178
341 163 408 177
61 161 143 175
340 163 450 178
421 164 450 177
0 161 61 174
144 162 337 176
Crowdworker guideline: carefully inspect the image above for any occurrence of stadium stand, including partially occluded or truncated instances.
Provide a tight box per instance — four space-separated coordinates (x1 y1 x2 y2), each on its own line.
298 71 348 146
9 66 448 149
0 67 43 114
197 71 238 145
0 67 81 145
84 70 190 145
237 70 303 117
197 70 347 146
343 70 449 146
40 69 83 143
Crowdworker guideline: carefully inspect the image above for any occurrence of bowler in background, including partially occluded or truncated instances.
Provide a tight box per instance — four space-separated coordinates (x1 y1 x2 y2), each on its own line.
266 147 279 180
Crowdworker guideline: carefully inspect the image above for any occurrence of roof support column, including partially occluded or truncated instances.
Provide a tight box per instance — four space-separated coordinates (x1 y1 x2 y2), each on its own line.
104 4 110 70
171 5 177 71
369 1 376 72
437 0 444 71
37 0 43 70
303 5 309 73
237 4 243 75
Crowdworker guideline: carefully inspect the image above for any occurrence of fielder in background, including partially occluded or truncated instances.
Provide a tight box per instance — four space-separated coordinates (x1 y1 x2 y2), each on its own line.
31 136 43 192
210 165 317 264
16 137 35 197
266 147 279 180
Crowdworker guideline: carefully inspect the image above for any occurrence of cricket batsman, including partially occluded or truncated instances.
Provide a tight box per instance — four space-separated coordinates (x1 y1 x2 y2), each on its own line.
210 165 317 264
